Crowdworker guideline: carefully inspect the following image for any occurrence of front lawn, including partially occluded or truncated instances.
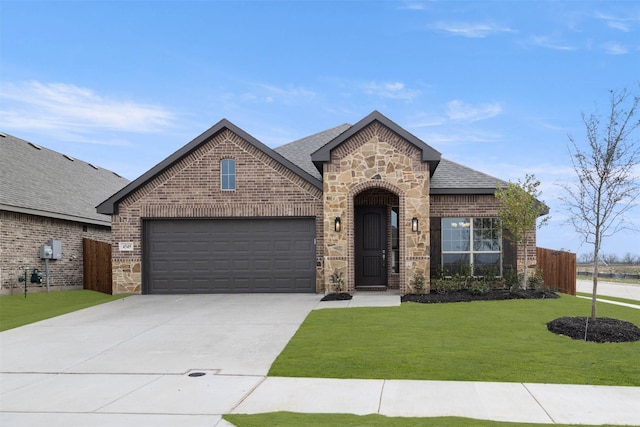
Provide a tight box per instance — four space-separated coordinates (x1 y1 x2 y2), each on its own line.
268 295 640 386
224 412 621 427
0 290 130 331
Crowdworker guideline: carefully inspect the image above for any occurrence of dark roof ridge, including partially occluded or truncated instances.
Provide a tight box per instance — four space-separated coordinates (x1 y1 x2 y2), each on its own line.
311 110 441 176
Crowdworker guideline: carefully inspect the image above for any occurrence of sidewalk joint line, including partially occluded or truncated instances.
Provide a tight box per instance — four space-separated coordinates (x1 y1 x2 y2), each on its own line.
227 375 267 413
377 380 386 414
522 383 556 424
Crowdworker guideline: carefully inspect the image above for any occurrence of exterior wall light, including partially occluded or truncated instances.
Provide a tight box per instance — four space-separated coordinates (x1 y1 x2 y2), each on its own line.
335 217 342 232
411 217 419 232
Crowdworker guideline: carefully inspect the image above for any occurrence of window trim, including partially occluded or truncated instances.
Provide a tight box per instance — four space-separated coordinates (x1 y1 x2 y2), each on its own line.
441 217 502 276
220 158 236 191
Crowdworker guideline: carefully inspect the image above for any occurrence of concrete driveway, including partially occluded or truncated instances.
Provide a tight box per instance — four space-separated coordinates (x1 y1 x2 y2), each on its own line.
0 294 321 426
2 291 639 426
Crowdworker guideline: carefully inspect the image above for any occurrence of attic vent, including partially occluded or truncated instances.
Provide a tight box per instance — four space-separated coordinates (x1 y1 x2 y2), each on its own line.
112 171 122 178
63 154 75 161
0 132 6 138
29 142 42 150
88 163 99 170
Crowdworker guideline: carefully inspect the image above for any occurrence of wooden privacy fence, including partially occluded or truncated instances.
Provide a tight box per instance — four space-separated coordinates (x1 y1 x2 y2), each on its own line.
536 247 576 295
83 238 112 294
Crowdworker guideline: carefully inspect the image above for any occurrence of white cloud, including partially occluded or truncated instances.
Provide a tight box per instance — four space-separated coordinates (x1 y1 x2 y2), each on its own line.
445 100 503 123
227 83 316 106
398 2 427 11
594 12 637 32
257 83 316 103
0 81 176 136
601 42 629 55
529 35 576 51
432 22 514 38
361 81 420 100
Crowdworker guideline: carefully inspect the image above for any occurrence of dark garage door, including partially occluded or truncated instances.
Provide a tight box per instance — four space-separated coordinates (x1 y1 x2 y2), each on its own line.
144 218 316 294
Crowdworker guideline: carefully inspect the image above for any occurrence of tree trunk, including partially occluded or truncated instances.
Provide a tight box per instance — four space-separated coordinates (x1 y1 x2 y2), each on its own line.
591 248 599 320
522 238 528 290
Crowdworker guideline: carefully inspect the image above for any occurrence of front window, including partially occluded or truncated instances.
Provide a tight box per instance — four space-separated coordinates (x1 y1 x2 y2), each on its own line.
221 159 235 191
442 217 501 276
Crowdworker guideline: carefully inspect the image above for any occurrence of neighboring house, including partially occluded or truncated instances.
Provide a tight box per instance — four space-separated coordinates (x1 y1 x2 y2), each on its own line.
98 111 531 295
0 132 129 294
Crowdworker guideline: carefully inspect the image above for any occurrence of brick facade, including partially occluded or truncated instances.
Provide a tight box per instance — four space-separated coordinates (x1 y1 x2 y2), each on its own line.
430 194 536 276
0 210 111 295
110 129 323 294
104 116 538 295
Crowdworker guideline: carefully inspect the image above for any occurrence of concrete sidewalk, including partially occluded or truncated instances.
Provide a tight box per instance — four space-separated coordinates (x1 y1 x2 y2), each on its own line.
233 377 640 425
577 279 640 301
2 291 640 426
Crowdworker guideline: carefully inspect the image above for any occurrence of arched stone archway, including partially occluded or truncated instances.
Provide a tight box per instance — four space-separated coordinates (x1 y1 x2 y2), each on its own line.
347 181 406 293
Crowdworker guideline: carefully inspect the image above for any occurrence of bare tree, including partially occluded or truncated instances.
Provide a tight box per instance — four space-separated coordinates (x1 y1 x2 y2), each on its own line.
560 86 640 320
578 253 593 264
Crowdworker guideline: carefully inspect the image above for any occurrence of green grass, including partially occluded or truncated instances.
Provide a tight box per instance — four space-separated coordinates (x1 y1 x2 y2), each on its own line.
0 290 130 331
224 412 621 427
576 292 640 306
269 295 640 386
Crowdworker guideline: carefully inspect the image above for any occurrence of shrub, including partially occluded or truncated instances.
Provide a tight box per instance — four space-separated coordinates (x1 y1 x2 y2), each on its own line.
410 272 426 293
330 269 344 293
469 279 491 295
528 267 545 290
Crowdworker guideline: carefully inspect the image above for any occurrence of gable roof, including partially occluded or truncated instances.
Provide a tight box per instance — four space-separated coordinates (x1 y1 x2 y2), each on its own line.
275 112 506 195
97 119 323 215
311 110 442 177
0 132 129 226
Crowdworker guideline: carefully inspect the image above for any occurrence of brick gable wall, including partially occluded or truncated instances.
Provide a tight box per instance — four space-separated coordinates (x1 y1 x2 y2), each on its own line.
110 129 323 294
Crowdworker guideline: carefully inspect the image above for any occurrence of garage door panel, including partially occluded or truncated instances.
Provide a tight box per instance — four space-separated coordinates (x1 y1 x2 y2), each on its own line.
145 218 315 294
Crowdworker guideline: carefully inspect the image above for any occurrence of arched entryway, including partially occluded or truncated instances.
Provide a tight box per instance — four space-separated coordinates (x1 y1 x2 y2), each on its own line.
349 182 405 291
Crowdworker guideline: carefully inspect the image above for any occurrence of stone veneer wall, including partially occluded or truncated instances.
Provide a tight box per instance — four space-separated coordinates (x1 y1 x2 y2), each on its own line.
110 129 323 294
430 194 536 276
0 210 111 294
322 122 430 295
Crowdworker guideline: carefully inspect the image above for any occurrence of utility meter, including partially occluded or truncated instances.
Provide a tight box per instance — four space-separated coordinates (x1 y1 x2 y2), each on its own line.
40 245 53 259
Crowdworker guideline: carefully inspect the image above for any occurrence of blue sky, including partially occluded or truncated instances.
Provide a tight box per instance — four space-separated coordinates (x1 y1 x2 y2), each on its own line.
1 0 639 257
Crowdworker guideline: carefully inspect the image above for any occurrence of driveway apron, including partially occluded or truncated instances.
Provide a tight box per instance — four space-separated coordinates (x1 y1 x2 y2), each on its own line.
0 294 320 426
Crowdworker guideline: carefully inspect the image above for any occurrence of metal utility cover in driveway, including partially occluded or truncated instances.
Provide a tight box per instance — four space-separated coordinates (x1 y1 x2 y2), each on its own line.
144 218 316 294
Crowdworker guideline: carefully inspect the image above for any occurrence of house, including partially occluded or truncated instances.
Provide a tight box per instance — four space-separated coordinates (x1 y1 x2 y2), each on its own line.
97 111 529 295
0 132 129 294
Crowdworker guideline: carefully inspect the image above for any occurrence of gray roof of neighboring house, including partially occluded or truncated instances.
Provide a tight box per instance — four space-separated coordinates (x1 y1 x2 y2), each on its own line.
0 132 130 226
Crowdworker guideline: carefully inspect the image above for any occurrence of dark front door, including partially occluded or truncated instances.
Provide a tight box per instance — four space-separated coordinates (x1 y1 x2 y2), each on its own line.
355 206 387 288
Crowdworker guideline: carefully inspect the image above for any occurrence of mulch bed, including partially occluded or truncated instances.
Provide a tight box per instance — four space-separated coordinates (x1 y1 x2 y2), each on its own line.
321 292 353 301
547 317 640 343
401 289 558 304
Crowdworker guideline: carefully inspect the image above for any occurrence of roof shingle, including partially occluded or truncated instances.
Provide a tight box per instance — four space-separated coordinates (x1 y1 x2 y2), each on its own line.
0 133 129 226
